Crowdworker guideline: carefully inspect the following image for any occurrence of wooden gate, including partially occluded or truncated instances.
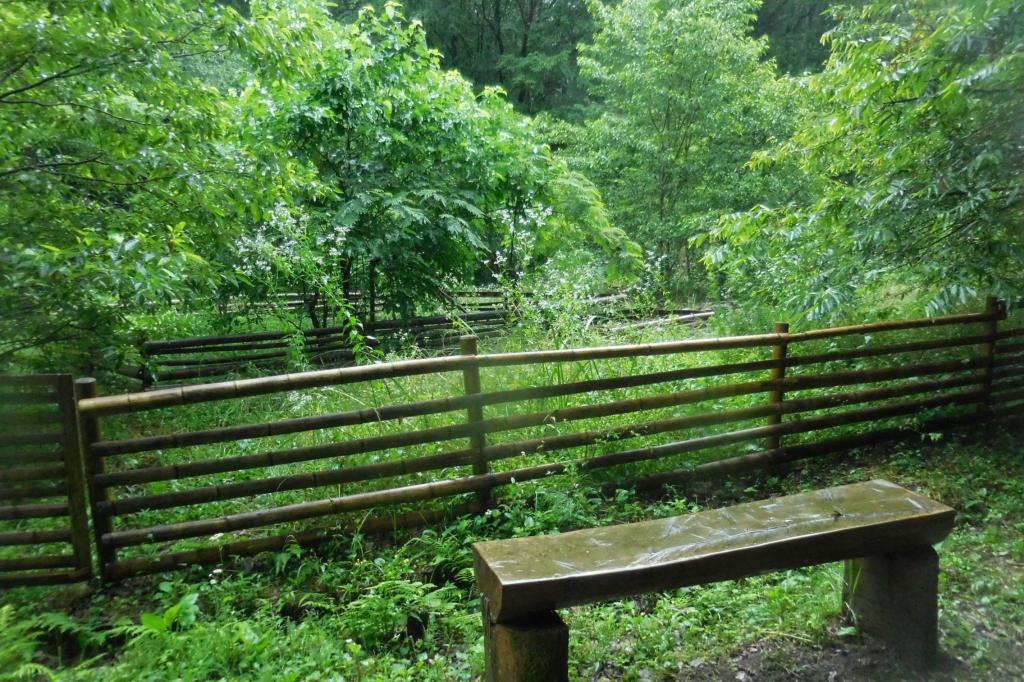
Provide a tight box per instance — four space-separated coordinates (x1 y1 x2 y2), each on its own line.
0 375 91 586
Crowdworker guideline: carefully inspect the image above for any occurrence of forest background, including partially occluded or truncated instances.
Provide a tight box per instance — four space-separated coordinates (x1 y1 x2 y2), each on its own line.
1 0 1021 373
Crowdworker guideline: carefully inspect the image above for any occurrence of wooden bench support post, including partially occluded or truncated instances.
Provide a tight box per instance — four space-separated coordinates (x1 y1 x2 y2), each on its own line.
483 599 568 682
843 546 940 669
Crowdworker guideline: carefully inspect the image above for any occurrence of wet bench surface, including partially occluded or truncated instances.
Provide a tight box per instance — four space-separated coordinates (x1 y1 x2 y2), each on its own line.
473 480 955 681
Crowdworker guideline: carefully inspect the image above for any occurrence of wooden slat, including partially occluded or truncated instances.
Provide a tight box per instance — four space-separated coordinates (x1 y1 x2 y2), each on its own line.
0 432 63 448
0 449 65 465
106 500 484 580
152 335 352 357
94 419 475 488
611 411 980 495
0 502 69 520
785 312 993 342
100 448 475 515
0 464 66 482
991 387 1024 405
0 553 78 571
995 327 1024 341
0 481 67 500
483 389 980 471
992 365 1024 382
79 356 476 418
0 408 60 427
144 324 354 352
993 355 1024 369
0 567 89 587
0 528 73 547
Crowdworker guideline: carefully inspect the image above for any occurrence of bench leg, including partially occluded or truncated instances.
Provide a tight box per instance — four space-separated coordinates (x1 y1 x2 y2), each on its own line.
843 546 940 669
483 599 569 682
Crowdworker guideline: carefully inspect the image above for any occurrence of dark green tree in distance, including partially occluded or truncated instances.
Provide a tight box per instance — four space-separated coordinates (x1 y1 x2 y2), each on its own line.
754 0 837 74
355 0 595 118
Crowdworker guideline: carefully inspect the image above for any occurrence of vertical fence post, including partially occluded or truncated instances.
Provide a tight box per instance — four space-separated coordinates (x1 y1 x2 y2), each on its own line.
140 344 154 390
767 322 790 452
460 335 491 509
55 375 92 581
75 377 116 579
978 296 1005 416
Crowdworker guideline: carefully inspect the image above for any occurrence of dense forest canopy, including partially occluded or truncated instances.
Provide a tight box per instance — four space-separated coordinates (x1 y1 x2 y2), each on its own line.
1 0 1021 371
0 0 633 370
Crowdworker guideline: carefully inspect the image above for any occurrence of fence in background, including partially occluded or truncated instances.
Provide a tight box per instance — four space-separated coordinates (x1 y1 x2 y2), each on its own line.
127 298 713 388
124 309 510 387
2 299 1023 586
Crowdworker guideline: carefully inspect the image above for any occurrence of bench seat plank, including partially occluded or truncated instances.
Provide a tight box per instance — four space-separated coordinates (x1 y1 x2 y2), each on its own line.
474 479 954 622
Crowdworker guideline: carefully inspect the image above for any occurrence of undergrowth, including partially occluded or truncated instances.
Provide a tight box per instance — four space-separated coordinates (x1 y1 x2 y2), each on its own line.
2 420 1023 680
2 311 1022 680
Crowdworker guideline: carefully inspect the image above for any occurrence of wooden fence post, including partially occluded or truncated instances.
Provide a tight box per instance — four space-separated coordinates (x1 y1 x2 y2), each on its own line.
978 296 1004 415
75 377 116 579
767 322 790 451
55 375 92 581
460 336 491 509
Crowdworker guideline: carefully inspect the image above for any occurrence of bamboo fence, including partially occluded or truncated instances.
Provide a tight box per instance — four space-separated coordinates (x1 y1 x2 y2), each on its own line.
128 309 510 387
127 291 710 388
2 299 1022 586
0 375 92 586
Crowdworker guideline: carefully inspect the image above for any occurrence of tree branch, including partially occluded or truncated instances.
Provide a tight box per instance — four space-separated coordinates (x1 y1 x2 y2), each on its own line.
0 155 103 179
1 98 154 126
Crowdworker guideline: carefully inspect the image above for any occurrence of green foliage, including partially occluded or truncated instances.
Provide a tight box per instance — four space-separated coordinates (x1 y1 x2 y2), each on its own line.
711 0 1024 320
0 0 335 369
563 0 801 299
0 0 633 371
0 605 53 682
288 4 636 316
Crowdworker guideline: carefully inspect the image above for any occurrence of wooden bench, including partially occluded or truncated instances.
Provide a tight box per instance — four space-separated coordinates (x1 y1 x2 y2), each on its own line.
473 479 955 681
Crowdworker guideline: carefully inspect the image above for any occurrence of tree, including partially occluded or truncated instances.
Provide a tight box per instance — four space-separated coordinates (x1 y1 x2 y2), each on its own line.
286 5 636 319
564 0 796 298
710 0 1024 319
0 1 355 369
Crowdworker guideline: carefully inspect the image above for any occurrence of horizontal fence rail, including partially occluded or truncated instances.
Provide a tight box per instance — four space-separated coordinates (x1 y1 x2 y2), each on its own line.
0 375 92 587
3 298 1022 587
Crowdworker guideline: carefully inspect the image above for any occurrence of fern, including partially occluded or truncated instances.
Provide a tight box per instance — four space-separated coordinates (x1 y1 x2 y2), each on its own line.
0 605 54 682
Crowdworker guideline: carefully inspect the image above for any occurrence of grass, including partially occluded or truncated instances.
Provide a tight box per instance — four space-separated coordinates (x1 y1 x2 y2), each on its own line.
2 310 1022 680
